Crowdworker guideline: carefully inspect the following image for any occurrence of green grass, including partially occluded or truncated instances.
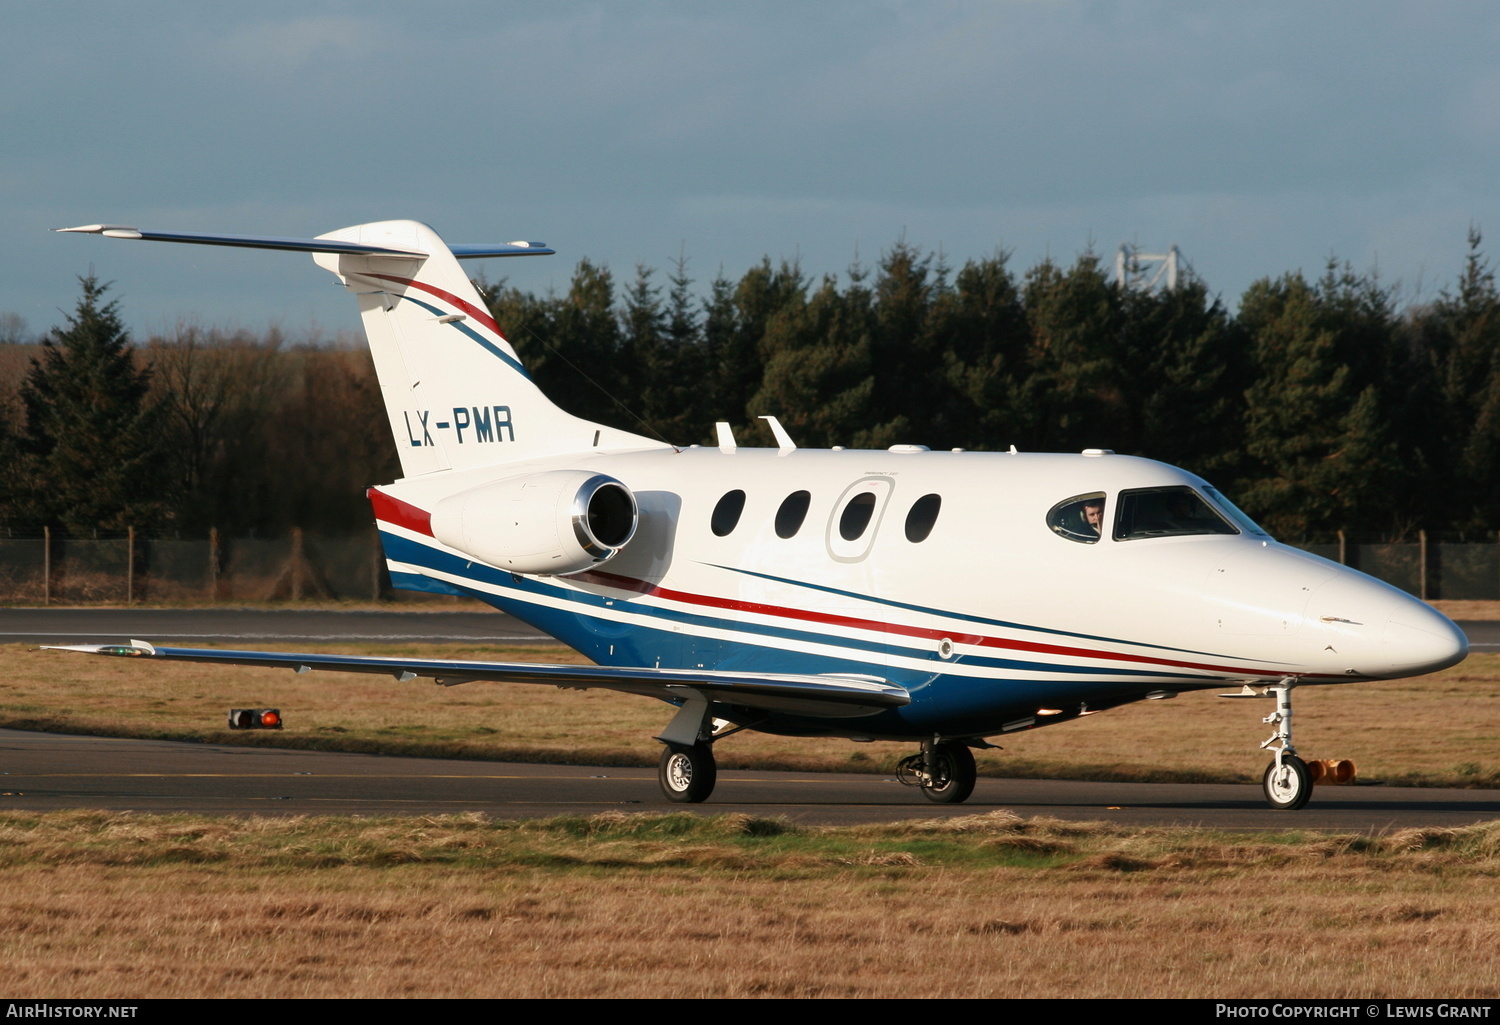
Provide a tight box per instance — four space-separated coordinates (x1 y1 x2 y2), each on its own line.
3 809 1499 874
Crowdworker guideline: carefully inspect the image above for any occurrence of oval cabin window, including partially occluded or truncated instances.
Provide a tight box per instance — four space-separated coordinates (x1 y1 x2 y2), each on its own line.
905 494 942 542
711 490 747 537
839 492 877 541
775 491 812 539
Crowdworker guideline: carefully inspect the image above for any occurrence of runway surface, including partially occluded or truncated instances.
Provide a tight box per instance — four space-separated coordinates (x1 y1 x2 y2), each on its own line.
2 728 1496 829
2 607 1496 649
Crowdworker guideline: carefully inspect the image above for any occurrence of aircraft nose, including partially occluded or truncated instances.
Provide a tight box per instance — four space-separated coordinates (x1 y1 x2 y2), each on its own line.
1308 571 1467 678
1382 603 1468 676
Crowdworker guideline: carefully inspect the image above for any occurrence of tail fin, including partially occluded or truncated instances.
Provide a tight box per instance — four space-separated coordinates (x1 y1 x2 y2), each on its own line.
56 218 669 477
311 220 665 476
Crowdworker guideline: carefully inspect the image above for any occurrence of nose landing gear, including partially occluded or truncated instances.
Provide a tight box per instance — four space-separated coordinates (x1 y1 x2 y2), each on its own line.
1259 679 1311 810
1222 677 1315 809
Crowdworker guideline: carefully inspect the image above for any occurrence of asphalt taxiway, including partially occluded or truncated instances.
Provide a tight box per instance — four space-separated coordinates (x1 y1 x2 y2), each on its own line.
2 728 1496 830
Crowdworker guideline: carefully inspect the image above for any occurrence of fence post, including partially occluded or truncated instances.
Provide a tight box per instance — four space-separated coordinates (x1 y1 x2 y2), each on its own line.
372 527 383 602
1419 529 1429 600
127 526 135 605
1337 530 1346 566
42 526 50 606
208 528 220 601
291 527 304 602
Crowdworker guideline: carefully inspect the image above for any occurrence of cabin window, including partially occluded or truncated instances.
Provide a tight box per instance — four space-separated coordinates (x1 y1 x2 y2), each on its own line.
1047 492 1107 544
711 489 747 536
839 492 878 541
1113 486 1238 541
905 494 942 542
775 490 812 539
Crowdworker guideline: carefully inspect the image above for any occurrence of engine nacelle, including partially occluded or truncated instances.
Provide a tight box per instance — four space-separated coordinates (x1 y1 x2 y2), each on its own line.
429 470 638 575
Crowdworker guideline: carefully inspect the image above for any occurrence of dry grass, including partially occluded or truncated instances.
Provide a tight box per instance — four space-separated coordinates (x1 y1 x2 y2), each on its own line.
5 643 1500 788
1 810 1498 998
1430 599 1500 621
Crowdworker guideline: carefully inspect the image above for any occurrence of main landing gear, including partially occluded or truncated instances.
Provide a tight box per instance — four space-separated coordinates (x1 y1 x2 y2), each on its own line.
654 695 736 803
896 739 978 804
659 742 717 803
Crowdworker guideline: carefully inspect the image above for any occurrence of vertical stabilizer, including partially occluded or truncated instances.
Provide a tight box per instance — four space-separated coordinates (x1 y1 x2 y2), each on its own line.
311 220 665 476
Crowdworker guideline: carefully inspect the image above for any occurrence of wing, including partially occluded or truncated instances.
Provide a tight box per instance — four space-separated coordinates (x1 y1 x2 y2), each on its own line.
46 641 910 719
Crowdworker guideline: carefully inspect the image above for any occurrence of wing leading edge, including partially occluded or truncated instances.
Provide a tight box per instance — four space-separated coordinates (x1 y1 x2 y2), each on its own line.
47 642 910 719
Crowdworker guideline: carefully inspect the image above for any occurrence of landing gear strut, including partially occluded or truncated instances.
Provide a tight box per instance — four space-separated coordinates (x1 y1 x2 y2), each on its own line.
1260 680 1311 810
897 739 978 804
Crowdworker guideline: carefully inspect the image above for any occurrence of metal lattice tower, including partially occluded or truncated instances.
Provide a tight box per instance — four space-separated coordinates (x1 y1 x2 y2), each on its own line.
1115 244 1182 292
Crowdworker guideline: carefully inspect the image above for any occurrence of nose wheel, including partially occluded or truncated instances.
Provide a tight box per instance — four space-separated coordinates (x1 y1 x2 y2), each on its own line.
1263 754 1312 810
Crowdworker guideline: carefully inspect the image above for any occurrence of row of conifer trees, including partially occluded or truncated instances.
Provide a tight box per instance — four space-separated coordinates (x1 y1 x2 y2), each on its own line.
5 232 1500 542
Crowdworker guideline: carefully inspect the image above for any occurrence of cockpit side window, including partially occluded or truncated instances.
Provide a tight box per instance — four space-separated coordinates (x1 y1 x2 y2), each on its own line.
1047 492 1107 544
1113 486 1238 541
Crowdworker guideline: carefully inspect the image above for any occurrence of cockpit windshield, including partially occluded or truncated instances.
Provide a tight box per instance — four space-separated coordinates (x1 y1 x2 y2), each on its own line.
1113 486 1238 541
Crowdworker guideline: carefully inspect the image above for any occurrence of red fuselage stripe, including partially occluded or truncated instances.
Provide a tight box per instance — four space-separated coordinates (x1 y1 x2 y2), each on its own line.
571 569 1296 678
377 522 1308 679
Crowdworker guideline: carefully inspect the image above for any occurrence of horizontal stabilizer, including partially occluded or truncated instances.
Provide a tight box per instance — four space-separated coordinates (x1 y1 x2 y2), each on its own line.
55 225 554 260
56 217 654 476
47 643 910 718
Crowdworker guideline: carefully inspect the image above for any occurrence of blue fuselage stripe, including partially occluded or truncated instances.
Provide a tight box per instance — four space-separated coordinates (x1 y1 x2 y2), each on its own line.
380 532 1206 684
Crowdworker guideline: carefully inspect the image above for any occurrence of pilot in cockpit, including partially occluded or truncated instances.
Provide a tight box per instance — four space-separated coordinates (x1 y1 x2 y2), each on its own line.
1082 499 1105 537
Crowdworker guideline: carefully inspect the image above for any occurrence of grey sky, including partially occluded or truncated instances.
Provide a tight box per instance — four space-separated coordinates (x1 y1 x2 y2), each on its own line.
5 1 1500 339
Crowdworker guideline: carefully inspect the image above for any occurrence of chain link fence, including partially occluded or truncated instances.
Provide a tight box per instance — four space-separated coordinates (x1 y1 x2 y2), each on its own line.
0 529 388 603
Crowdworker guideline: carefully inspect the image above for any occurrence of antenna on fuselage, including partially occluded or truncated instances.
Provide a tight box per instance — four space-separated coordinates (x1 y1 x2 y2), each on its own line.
759 415 797 455
715 422 737 454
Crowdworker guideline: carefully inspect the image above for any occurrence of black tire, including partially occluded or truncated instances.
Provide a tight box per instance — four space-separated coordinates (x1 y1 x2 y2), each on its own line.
922 742 977 804
1262 755 1312 810
659 743 717 803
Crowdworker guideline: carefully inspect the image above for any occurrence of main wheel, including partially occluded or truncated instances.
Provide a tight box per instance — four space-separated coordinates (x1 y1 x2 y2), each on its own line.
922 742 977 804
658 743 717 803
1262 755 1312 810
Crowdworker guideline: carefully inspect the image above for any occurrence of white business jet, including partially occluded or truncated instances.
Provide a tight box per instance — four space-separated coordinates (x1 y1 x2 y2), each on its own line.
52 220 1467 809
